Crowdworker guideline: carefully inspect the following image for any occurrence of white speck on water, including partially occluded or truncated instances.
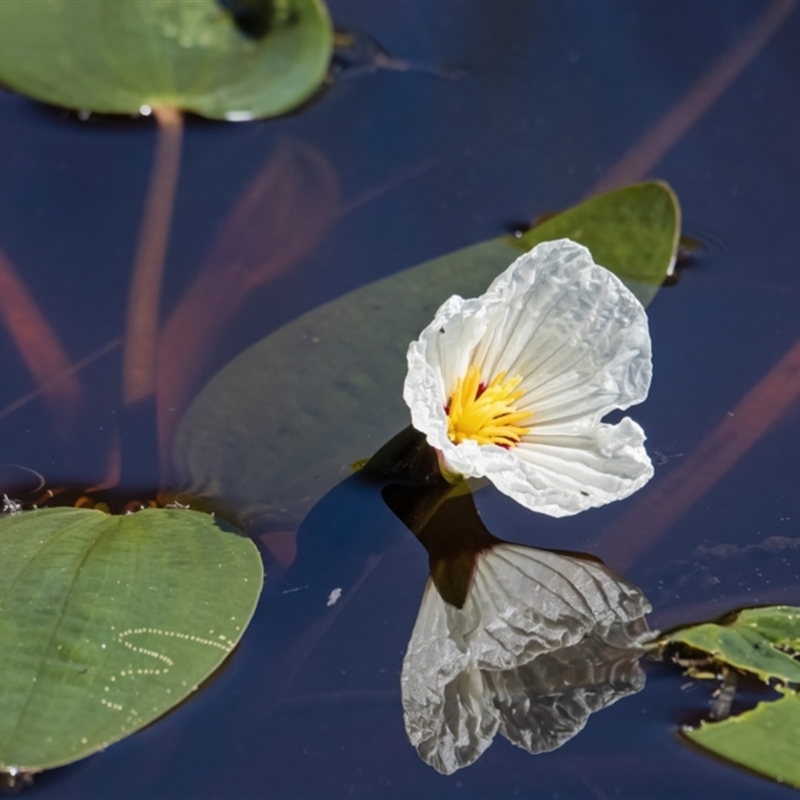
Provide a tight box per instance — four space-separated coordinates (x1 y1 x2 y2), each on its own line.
225 111 253 122
140 104 153 116
327 588 343 607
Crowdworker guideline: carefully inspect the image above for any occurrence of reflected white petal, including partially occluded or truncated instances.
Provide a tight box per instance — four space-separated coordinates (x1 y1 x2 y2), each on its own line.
487 629 647 755
401 580 497 775
401 544 652 773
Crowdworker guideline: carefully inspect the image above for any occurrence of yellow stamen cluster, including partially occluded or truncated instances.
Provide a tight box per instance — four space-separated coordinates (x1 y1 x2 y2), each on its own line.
446 366 531 447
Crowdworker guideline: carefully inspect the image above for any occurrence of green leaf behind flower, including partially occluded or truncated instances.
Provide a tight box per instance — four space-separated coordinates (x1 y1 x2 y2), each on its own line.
173 181 681 528
0 507 262 774
0 0 332 119
511 181 680 306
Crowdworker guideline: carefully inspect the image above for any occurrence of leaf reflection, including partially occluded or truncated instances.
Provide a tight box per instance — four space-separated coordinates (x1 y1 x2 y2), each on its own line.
379 432 652 774
157 138 340 464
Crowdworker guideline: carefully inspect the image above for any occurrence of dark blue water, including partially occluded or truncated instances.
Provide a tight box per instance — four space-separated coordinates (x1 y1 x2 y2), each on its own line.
1 0 800 796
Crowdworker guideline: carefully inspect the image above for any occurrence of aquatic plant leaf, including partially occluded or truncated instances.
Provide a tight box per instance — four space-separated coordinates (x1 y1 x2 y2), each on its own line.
0 507 262 774
174 182 680 527
683 689 800 790
0 0 332 119
661 606 800 684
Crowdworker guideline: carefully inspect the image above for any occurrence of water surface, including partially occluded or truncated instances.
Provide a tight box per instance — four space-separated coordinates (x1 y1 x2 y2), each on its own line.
1 1 799 797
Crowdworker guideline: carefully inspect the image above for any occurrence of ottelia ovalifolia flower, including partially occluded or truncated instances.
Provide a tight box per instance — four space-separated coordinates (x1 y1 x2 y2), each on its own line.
403 238 653 517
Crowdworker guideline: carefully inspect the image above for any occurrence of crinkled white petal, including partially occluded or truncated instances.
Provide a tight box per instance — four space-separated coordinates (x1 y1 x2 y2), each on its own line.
403 238 653 516
401 544 652 773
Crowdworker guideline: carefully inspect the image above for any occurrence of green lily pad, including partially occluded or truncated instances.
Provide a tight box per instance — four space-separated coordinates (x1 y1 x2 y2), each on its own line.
173 181 681 528
661 606 800 684
683 689 800 790
0 0 332 119
0 507 262 774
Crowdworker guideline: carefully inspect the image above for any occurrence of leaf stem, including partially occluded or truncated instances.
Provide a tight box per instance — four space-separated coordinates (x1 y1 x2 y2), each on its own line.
122 105 183 406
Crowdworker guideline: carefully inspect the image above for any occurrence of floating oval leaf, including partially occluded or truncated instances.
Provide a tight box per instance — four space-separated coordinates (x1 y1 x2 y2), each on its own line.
683 689 800 790
661 605 800 684
0 507 263 774
174 182 680 527
0 0 332 119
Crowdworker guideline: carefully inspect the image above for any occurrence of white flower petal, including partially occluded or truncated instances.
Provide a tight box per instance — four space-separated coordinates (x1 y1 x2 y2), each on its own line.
403 238 654 515
494 419 654 517
401 544 652 772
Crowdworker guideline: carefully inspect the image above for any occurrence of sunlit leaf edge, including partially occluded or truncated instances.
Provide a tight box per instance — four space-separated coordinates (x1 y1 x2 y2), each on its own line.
681 688 800 790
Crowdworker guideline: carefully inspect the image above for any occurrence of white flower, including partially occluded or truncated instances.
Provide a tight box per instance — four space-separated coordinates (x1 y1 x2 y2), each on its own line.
403 238 653 517
401 543 652 774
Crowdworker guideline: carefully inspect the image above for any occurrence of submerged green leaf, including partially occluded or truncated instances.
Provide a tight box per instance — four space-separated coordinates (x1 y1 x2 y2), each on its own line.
661 606 800 684
684 689 800 790
174 182 680 527
0 0 332 119
0 507 262 773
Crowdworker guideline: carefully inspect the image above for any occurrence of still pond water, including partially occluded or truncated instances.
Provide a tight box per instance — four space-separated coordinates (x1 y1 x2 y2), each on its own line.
1 1 800 797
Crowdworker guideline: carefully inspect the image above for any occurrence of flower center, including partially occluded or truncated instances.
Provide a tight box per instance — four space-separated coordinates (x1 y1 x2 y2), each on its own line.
445 366 531 447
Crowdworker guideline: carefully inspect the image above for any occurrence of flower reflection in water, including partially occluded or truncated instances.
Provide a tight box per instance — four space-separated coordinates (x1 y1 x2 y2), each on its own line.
401 543 651 774
369 430 653 774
